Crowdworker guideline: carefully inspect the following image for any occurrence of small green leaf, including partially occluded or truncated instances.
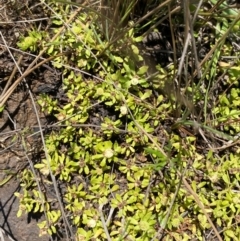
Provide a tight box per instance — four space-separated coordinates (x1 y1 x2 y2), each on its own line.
0 106 5 112
225 230 235 238
131 44 139 55
114 56 123 63
17 209 23 217
145 148 166 161
137 66 148 75
140 90 152 100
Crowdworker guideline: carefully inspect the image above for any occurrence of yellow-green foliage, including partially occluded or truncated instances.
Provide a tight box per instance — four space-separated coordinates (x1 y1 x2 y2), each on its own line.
14 2 240 241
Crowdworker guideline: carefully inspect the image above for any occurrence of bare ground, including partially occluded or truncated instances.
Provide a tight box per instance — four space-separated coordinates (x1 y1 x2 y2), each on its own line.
0 1 55 240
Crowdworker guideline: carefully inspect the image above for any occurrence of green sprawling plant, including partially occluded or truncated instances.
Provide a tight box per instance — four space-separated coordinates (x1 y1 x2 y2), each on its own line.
13 0 240 241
